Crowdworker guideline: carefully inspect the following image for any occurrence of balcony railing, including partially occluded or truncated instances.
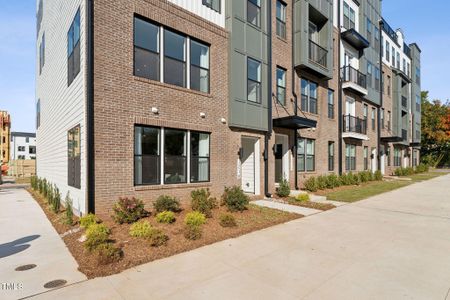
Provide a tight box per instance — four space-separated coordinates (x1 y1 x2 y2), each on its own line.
343 115 367 135
309 40 327 68
401 96 408 108
402 129 408 141
341 66 367 89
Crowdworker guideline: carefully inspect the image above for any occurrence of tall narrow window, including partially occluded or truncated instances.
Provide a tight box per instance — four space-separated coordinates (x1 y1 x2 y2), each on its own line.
328 89 334 119
134 17 160 81
276 1 286 39
396 52 400 69
297 138 315 172
190 132 210 183
391 47 395 66
39 33 45 74
387 111 391 130
301 79 318 114
375 67 380 91
346 144 356 171
371 108 376 131
364 146 369 170
367 62 373 88
247 58 261 103
415 67 421 85
306 139 315 171
385 41 390 62
366 18 372 43
381 108 385 128
164 129 187 184
247 0 261 28
68 125 81 189
297 138 305 172
135 126 160 185
276 67 286 105
164 29 186 88
387 75 391 96
36 100 41 129
202 0 220 13
190 40 210 93
328 142 334 171
67 9 81 86
343 2 355 30
363 104 368 120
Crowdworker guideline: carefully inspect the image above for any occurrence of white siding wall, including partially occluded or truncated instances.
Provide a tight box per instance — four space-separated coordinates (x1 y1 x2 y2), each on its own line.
168 0 225 27
10 135 37 160
382 31 411 73
36 0 87 215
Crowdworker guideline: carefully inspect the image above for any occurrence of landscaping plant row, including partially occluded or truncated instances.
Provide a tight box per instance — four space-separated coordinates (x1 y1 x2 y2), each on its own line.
394 164 429 176
302 170 384 192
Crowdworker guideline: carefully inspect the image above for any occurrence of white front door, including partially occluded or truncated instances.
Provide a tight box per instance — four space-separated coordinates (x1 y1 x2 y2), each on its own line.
241 137 260 195
275 134 289 184
371 148 377 172
380 146 385 175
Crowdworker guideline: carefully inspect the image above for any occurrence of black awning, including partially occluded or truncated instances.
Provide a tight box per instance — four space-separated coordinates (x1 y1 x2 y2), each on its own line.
273 116 317 130
341 28 370 50
381 136 403 143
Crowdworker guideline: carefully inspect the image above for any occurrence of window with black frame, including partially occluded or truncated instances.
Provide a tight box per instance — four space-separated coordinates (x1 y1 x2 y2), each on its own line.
67 9 80 86
247 57 261 103
328 89 334 119
68 125 81 188
190 132 210 183
364 146 369 170
164 129 187 184
276 1 286 39
276 67 286 105
134 126 160 185
328 142 334 171
247 0 261 28
202 0 220 13
301 79 318 114
39 33 45 75
164 29 186 88
134 17 160 81
297 138 315 172
345 144 356 171
36 100 40 129
190 40 210 93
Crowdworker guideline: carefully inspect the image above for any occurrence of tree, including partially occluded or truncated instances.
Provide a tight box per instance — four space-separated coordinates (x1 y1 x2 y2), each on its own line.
421 91 450 167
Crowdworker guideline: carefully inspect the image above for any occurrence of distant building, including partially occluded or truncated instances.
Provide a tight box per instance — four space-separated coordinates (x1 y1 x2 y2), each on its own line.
0 111 11 169
10 132 36 160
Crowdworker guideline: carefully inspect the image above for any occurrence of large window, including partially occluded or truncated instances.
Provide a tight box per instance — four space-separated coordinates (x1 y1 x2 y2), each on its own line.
134 17 160 81
67 9 81 86
164 129 187 184
68 125 81 189
297 138 315 172
39 33 45 75
301 79 318 114
366 18 372 43
343 2 355 30
385 41 390 62
164 29 186 88
247 0 261 28
247 58 262 103
394 147 401 167
276 67 286 105
367 62 373 88
190 132 210 183
328 142 334 172
364 146 369 170
202 0 220 13
345 144 356 171
190 40 210 93
276 1 286 39
134 126 160 185
328 89 334 119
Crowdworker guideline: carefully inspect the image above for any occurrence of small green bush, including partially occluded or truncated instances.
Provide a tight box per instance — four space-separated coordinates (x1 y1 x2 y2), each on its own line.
156 211 176 224
191 188 217 218
42 179 48 197
415 163 429 173
148 228 169 247
38 178 44 194
316 176 328 190
221 186 249 212
80 213 98 229
276 179 291 198
85 224 111 251
339 173 352 186
295 193 310 202
112 197 148 224
96 243 123 265
184 225 202 240
51 186 61 213
374 170 383 181
31 176 37 190
153 195 181 213
326 174 340 189
64 193 74 226
303 177 318 192
129 220 152 238
351 172 360 185
185 211 206 227
219 213 237 227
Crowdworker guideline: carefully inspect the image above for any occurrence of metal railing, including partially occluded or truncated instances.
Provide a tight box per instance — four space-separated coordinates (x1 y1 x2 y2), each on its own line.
341 66 367 89
309 40 327 68
343 115 367 135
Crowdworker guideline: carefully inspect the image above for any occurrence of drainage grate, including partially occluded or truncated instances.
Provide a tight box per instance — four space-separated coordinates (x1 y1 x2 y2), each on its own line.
15 264 37 271
44 279 67 289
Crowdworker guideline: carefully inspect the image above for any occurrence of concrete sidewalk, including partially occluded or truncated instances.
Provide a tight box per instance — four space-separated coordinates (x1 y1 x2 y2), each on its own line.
19 174 450 299
0 188 86 300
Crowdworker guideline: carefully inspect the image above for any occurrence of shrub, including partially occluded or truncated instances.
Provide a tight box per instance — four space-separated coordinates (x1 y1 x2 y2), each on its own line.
96 243 123 265
185 211 206 227
316 176 328 190
221 186 249 212
38 178 44 194
415 163 429 173
64 193 74 226
295 193 310 202
47 183 54 206
147 228 169 247
303 177 318 192
184 225 202 240
112 197 148 224
219 213 237 228
191 189 217 218
129 220 152 238
351 172 360 185
80 213 98 229
326 174 340 189
85 224 110 251
31 176 37 190
42 179 48 197
51 186 61 213
153 195 181 213
374 170 383 181
156 211 176 224
276 179 291 198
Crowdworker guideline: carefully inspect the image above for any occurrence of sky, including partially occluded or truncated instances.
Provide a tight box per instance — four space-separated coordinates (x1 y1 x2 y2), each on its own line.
0 0 449 133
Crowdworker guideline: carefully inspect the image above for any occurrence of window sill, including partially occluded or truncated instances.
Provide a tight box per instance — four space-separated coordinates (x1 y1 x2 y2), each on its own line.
276 35 288 43
134 181 212 191
133 76 213 98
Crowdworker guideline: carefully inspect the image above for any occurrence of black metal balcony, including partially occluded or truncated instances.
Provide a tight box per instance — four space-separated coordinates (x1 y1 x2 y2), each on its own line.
402 129 408 141
341 66 367 89
343 115 367 135
309 40 327 68
401 96 408 108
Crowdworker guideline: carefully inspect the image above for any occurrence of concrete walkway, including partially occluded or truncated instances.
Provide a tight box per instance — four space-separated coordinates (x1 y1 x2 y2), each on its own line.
0 188 86 300
252 199 322 216
13 174 450 299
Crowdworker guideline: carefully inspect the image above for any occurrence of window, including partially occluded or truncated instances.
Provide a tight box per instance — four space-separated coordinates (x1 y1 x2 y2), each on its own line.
134 126 160 185
367 62 373 88
375 67 380 91
29 146 36 154
190 132 210 183
247 0 261 28
415 67 421 85
18 155 26 160
202 0 220 13
68 125 81 189
416 95 421 112
374 27 380 51
276 67 286 105
387 147 391 166
387 111 391 130
297 138 315 172
328 89 334 119
363 104 368 120
371 108 376 131
26 137 30 143
39 33 45 75
190 40 210 93
134 17 160 81
164 129 187 184
394 147 401 166
396 52 400 69
387 75 391 96
407 62 410 77
328 142 334 171
36 100 41 129
67 9 81 86
391 47 395 66
276 1 286 39
385 41 390 62
301 79 318 114
345 144 356 171
402 58 406 73
164 29 186 88
247 58 262 103
18 146 25 152
343 2 356 30
381 108 385 129
366 18 372 43
364 146 369 170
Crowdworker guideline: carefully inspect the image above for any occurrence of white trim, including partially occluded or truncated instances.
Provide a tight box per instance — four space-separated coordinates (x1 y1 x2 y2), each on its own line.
186 36 190 89
160 127 165 185
159 27 164 83
187 130 191 183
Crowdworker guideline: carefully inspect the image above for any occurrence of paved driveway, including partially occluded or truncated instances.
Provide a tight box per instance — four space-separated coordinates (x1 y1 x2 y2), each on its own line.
0 188 86 300
13 174 450 299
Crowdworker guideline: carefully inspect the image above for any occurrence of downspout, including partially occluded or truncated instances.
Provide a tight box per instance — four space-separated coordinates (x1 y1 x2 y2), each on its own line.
377 20 383 171
292 2 299 190
337 0 343 175
86 0 95 214
264 0 273 198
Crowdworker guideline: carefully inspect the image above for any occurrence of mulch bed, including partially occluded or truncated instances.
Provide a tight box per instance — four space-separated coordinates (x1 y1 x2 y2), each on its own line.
286 198 336 211
27 188 301 279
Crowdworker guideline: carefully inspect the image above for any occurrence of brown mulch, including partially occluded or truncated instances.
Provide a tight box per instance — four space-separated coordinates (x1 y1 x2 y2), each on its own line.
286 198 336 211
27 188 301 279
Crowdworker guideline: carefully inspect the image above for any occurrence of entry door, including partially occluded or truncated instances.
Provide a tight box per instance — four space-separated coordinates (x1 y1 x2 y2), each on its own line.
380 145 385 175
274 144 283 183
346 97 356 116
274 134 289 184
241 138 256 194
371 148 377 172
